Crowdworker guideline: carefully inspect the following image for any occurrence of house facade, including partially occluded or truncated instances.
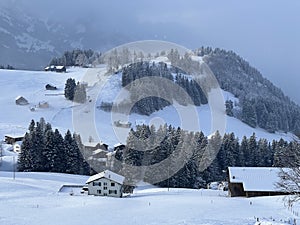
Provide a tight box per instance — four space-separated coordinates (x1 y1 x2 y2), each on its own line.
86 170 125 197
228 167 290 197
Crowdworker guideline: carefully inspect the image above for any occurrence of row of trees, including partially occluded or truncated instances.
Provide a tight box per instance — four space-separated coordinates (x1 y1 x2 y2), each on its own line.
49 49 102 67
119 61 207 115
18 118 90 175
0 64 14 70
110 124 300 188
64 78 87 103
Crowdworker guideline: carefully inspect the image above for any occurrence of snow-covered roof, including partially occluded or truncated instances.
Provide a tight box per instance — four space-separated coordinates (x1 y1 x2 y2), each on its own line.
228 167 290 192
83 142 106 148
55 66 65 69
92 149 108 155
5 134 25 138
86 170 125 184
15 96 26 101
114 143 125 148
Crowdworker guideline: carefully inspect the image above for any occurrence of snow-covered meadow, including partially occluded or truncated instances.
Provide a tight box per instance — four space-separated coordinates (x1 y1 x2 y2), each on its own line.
0 171 298 225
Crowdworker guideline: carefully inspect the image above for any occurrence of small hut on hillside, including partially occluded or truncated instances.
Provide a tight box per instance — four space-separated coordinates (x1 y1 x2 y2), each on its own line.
15 96 29 105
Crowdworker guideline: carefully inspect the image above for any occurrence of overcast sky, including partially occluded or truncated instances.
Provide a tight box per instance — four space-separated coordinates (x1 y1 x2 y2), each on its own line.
3 0 300 104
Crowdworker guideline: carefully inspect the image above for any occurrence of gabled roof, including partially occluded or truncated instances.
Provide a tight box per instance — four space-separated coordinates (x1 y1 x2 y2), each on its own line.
15 96 27 101
114 143 125 148
228 167 291 192
83 142 106 148
55 66 66 70
86 170 125 184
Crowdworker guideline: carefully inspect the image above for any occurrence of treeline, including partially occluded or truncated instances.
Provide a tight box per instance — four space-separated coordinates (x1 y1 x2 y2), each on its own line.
198 47 300 135
118 61 207 115
49 49 102 67
18 118 90 175
111 124 300 188
0 64 14 70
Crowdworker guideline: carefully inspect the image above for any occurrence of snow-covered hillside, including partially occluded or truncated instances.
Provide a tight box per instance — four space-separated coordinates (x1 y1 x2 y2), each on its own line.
0 171 297 225
0 67 296 150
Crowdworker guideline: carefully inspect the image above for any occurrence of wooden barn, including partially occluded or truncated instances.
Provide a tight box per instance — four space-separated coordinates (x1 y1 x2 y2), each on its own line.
15 96 29 105
86 170 125 197
228 167 291 197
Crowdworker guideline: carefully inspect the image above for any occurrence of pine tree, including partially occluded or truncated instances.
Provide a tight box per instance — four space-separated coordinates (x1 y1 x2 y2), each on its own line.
64 78 76 101
240 136 249 167
248 133 257 166
225 100 234 117
51 129 66 173
18 132 33 171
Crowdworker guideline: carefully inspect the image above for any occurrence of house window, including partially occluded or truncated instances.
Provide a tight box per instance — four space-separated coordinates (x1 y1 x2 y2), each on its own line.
104 182 107 186
111 182 115 187
97 190 101 194
109 190 117 195
98 182 101 186
104 187 107 190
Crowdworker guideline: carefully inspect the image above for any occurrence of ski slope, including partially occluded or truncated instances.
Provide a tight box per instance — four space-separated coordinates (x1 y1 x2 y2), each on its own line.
0 172 297 225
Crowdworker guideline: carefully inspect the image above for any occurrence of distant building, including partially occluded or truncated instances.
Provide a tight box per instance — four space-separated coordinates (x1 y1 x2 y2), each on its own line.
86 170 125 197
4 134 24 145
15 96 29 105
228 167 290 197
44 65 66 73
38 101 49 109
45 84 57 90
84 142 109 172
114 120 131 128
55 66 66 73
83 142 108 152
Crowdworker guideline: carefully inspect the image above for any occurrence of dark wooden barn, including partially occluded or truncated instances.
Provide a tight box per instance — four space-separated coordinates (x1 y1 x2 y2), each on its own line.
228 167 290 198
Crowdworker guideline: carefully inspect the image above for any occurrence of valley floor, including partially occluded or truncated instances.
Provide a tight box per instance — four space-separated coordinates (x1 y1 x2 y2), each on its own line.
0 172 298 225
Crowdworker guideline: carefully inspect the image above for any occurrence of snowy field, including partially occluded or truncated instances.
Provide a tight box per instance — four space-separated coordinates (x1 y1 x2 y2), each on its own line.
0 171 298 225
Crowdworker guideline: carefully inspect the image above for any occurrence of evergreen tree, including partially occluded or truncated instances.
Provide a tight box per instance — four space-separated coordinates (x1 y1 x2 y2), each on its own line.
18 132 33 171
225 100 234 117
242 99 257 128
64 78 76 101
51 129 66 173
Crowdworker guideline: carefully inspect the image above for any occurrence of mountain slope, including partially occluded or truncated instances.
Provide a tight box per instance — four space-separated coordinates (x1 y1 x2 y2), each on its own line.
198 47 300 135
0 4 129 70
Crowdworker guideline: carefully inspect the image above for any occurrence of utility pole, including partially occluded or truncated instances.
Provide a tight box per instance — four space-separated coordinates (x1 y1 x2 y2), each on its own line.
0 141 3 166
13 156 15 180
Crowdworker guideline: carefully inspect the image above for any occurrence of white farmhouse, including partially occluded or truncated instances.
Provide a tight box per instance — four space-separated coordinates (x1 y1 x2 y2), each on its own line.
86 170 125 197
